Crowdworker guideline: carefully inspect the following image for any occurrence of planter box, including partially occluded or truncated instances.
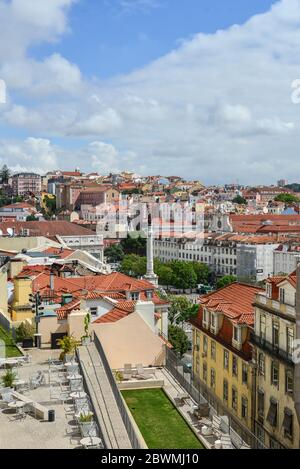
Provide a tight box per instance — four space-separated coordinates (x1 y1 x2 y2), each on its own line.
80 421 94 437
81 337 91 346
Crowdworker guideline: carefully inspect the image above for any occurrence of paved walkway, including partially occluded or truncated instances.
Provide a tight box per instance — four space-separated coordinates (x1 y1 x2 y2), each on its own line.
78 344 132 449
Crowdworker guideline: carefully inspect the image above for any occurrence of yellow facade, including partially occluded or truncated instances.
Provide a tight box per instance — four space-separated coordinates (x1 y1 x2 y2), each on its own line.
11 277 34 322
193 327 254 431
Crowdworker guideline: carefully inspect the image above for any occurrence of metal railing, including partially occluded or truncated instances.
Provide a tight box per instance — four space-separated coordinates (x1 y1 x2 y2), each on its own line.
165 347 266 449
93 334 142 449
76 351 107 448
250 332 294 365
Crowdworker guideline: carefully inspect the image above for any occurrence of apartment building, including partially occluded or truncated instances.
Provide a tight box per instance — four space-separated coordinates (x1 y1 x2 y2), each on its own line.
12 172 41 196
154 233 278 281
273 243 300 275
250 272 299 448
190 283 263 431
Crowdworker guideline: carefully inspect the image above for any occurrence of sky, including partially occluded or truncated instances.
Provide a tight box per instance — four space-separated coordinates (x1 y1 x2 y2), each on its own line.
0 0 299 185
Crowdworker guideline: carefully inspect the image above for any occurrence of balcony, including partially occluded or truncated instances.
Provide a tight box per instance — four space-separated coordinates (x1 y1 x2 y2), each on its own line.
250 332 294 365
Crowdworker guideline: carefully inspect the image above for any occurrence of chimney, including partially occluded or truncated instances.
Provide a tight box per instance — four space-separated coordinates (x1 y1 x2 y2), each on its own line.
294 259 300 424
50 273 55 291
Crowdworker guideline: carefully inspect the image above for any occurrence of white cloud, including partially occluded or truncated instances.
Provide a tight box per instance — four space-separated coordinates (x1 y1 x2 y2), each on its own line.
1 0 300 183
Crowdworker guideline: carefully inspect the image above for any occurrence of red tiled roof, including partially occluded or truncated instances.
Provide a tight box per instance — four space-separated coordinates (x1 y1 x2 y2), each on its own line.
199 282 263 325
0 221 96 237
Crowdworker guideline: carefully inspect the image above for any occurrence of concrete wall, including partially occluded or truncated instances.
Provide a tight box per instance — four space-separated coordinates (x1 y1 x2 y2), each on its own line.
39 317 68 345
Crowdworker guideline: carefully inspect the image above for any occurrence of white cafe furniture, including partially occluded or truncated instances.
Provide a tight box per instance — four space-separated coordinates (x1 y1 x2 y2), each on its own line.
8 401 26 410
67 374 82 381
202 425 213 436
70 391 87 399
80 436 102 449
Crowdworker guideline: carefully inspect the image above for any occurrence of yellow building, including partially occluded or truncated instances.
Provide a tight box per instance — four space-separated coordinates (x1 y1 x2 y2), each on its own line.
191 283 263 433
10 276 34 322
251 272 300 449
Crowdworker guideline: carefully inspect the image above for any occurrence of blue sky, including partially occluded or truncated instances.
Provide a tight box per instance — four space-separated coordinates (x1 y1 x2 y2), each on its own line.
0 0 300 184
31 0 275 79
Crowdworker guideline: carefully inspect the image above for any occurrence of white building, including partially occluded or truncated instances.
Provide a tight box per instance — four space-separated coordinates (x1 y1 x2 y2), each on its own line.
273 244 300 275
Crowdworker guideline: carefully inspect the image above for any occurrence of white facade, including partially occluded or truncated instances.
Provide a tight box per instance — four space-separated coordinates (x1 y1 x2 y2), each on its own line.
274 246 300 275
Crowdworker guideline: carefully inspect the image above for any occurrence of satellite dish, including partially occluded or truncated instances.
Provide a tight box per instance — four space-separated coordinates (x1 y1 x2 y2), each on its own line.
7 228 14 236
0 229 2 236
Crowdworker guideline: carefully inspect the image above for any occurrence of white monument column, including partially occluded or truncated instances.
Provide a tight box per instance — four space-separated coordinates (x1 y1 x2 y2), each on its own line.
143 212 158 287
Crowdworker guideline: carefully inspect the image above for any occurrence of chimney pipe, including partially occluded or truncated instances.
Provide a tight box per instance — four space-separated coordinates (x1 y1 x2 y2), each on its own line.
50 273 55 291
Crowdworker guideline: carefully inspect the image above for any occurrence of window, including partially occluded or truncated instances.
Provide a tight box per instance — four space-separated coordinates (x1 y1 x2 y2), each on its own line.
203 336 208 355
266 283 272 298
210 368 216 389
232 356 238 377
146 290 153 300
233 326 241 342
203 362 207 382
203 309 209 328
242 364 248 385
223 379 228 402
285 370 294 396
241 397 248 420
272 321 279 349
90 307 98 316
266 398 278 428
131 292 140 301
258 353 265 377
260 315 266 340
287 327 294 358
257 390 265 419
280 288 285 304
283 408 293 441
224 350 229 370
211 341 216 360
232 387 238 411
271 361 279 387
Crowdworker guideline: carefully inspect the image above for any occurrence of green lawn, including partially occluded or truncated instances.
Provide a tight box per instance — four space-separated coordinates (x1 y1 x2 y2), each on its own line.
121 388 204 449
0 327 22 358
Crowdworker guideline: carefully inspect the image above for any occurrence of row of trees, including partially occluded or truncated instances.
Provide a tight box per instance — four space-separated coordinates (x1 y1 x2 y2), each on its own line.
119 255 211 290
104 235 146 263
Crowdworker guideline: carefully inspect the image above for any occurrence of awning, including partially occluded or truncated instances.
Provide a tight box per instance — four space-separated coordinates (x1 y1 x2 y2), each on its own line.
266 399 278 427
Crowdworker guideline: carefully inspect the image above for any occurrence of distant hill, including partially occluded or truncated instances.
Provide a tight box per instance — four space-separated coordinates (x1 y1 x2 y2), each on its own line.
285 183 300 193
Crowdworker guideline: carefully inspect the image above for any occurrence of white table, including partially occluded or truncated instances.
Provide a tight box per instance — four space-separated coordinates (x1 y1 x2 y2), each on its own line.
80 436 102 448
5 360 19 367
70 391 87 399
8 401 26 411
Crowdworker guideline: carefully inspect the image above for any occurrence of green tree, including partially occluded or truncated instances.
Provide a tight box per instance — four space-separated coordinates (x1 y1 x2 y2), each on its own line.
119 254 147 277
26 214 39 221
168 295 199 326
169 261 197 291
44 195 57 213
157 265 174 287
120 235 146 256
232 195 247 205
274 193 300 204
191 262 210 285
104 244 125 263
0 165 11 184
216 275 237 289
168 325 189 357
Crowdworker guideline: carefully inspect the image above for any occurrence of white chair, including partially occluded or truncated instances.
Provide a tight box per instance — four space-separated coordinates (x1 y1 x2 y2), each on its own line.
220 434 234 449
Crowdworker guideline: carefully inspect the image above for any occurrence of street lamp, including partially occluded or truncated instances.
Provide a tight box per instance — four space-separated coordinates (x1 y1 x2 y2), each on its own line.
29 292 44 347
